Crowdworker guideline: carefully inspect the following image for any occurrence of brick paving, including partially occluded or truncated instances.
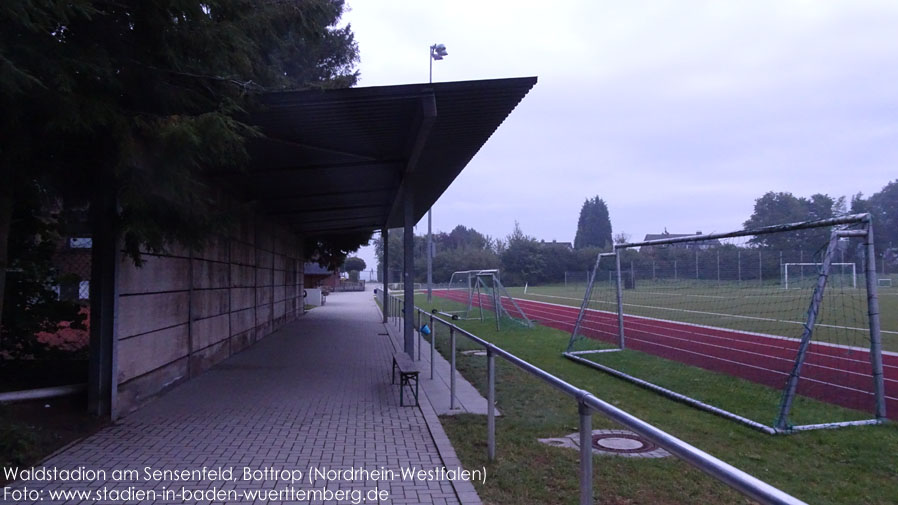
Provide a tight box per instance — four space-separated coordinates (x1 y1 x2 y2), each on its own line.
3 290 474 504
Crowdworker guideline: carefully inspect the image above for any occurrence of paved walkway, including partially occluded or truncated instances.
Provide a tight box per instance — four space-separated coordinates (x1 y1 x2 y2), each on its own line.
4 290 480 505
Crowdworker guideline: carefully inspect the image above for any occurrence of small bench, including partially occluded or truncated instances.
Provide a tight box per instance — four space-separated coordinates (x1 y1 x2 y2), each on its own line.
392 352 420 407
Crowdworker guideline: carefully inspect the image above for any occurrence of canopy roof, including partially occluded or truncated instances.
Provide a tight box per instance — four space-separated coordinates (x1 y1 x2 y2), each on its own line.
222 77 536 236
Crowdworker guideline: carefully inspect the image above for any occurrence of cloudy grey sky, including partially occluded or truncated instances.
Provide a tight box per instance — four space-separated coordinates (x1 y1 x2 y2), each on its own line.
343 1 898 275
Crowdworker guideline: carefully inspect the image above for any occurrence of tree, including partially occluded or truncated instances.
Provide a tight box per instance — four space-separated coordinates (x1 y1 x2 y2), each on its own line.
343 256 366 273
574 196 613 249
613 232 631 245
1 182 86 357
743 191 840 250
0 1 362 328
500 222 546 286
852 180 898 261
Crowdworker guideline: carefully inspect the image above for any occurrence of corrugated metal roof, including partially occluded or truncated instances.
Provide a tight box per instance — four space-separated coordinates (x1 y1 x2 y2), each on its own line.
219 77 536 236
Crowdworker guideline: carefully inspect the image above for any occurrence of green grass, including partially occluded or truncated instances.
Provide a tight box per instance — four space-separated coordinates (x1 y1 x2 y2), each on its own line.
411 294 898 505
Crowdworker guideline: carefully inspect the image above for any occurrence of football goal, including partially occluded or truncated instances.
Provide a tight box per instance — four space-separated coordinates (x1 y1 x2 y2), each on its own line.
564 214 887 434
432 269 533 330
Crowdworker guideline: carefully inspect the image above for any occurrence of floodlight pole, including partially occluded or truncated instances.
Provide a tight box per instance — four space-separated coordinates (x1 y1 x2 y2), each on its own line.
427 43 447 303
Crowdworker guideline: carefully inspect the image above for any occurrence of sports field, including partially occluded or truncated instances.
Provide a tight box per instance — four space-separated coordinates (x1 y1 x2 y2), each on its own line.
434 282 898 423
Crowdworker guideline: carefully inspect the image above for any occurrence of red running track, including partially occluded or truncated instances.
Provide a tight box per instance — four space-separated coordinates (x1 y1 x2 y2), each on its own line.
433 290 898 420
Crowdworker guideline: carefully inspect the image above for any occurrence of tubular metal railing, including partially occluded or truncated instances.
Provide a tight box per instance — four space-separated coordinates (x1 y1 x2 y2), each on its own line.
382 291 808 505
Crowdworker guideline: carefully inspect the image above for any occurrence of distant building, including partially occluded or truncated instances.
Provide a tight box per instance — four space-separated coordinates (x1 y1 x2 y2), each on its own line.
641 230 720 250
540 239 574 249
303 262 340 290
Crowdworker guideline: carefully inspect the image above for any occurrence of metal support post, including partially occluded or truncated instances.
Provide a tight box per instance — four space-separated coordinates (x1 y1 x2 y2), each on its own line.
863 221 887 419
738 250 742 282
776 231 840 430
449 327 457 410
427 209 433 302
493 283 501 332
487 348 496 461
578 401 593 505
87 185 120 418
382 228 389 324
417 309 422 361
403 192 415 357
614 251 625 349
430 315 435 379
695 250 699 279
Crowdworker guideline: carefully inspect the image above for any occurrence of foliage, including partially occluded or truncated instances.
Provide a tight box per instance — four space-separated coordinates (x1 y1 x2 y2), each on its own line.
500 222 547 286
743 192 844 250
852 180 898 262
343 256 366 273
0 0 361 275
304 231 370 271
1 182 85 358
573 196 613 249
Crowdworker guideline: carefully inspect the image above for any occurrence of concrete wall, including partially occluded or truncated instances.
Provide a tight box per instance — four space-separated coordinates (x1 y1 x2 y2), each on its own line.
114 217 304 416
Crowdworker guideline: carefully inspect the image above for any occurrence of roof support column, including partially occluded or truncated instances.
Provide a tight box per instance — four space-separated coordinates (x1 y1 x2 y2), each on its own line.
88 183 119 419
403 188 416 356
382 227 389 324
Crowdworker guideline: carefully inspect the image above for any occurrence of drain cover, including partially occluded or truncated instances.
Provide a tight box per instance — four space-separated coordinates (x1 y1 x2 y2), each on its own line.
592 432 659 454
538 429 671 459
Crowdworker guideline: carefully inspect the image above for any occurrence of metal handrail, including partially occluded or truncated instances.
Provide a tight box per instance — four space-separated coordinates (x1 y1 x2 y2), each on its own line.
383 292 807 505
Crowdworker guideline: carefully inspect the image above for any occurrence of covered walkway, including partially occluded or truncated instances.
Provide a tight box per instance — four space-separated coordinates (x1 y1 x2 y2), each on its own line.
7 290 479 504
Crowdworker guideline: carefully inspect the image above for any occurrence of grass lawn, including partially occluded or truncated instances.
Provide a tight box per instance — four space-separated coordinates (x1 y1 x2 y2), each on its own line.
408 293 898 505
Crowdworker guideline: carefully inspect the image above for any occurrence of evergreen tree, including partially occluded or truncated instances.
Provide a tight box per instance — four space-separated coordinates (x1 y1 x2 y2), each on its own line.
573 196 613 249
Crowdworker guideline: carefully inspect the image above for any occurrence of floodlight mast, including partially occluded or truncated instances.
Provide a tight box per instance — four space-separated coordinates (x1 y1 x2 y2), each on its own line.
427 43 447 302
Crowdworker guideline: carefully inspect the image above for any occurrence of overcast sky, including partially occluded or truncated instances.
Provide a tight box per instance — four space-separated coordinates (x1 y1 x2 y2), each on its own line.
343 1 898 276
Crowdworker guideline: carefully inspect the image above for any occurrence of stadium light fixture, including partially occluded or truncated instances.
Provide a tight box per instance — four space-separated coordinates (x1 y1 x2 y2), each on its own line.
427 43 447 302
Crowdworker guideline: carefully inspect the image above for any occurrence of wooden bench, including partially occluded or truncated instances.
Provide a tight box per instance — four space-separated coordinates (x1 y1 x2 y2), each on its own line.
392 352 420 407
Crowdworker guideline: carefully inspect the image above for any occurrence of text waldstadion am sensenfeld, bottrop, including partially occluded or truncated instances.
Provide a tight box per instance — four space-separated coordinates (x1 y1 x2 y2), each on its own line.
4 464 486 485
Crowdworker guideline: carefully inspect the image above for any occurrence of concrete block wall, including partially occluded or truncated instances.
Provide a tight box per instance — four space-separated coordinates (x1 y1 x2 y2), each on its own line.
115 217 304 415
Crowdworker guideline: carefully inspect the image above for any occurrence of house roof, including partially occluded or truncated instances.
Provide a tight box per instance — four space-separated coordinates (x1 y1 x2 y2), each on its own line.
643 233 697 242
216 77 537 236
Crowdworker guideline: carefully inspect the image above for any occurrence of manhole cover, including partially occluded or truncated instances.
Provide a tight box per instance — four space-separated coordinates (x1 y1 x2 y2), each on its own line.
538 429 671 459
592 432 658 454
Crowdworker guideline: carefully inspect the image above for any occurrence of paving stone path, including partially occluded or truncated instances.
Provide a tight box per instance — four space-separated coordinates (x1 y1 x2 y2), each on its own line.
3 290 477 504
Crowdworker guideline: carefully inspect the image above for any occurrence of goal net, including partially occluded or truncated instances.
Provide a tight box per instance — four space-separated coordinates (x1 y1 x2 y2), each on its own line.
565 214 888 434
433 269 533 329
783 262 856 289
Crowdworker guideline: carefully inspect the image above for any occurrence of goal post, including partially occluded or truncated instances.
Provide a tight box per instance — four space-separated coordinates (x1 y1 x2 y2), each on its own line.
564 213 886 434
568 252 624 353
782 262 856 289
433 269 533 329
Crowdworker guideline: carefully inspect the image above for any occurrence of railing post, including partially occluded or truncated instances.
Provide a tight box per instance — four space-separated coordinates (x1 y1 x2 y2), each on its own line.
487 348 496 461
578 401 593 505
417 309 422 361
450 326 457 410
430 314 435 379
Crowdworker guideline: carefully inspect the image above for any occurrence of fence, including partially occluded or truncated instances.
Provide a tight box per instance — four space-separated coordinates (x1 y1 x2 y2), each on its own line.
382 292 807 505
334 280 366 292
